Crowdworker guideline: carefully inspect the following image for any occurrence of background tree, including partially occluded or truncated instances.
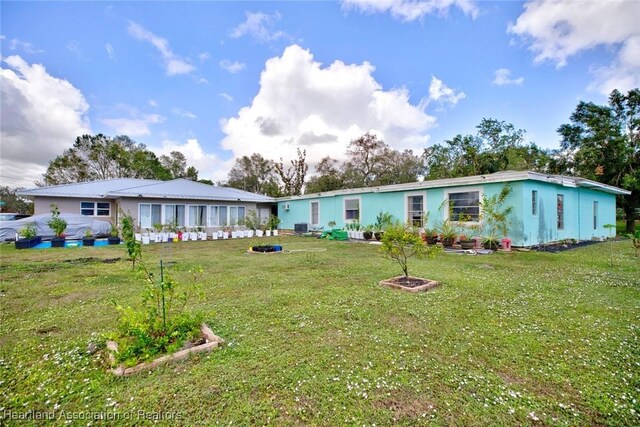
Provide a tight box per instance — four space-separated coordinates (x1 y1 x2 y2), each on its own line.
554 88 639 232
41 134 199 185
424 119 550 180
226 153 281 196
0 186 34 215
304 156 344 193
274 148 308 196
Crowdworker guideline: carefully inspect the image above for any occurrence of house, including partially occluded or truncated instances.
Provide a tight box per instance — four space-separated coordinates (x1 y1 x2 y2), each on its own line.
277 171 630 247
18 178 276 231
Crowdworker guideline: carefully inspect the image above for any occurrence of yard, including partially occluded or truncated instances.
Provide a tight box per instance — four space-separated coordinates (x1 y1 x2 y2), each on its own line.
0 237 638 426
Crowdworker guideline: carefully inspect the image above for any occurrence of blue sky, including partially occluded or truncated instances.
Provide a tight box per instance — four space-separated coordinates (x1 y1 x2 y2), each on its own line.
2 0 639 188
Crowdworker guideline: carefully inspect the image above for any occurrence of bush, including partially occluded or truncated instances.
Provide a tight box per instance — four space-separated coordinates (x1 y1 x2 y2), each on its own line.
380 222 441 278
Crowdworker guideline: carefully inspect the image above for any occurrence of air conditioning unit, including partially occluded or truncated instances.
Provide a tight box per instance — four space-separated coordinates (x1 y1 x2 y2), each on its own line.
283 203 290 211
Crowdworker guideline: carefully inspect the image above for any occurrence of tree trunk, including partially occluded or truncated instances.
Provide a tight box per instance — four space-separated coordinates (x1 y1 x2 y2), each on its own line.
625 205 636 233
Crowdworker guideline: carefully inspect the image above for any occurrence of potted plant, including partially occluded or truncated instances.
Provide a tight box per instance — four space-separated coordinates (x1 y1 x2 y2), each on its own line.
108 224 121 245
482 230 501 250
480 185 513 251
82 229 95 247
363 224 374 240
374 211 393 241
437 220 457 248
15 223 41 250
268 214 281 237
47 204 68 248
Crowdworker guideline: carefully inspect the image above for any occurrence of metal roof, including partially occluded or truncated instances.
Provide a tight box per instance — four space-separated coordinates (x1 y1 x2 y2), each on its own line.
18 178 275 203
278 170 631 201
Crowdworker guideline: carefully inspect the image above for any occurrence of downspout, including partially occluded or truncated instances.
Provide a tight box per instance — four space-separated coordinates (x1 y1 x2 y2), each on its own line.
577 187 581 241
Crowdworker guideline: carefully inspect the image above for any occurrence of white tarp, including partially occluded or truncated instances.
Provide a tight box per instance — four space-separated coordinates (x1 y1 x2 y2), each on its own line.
0 214 113 241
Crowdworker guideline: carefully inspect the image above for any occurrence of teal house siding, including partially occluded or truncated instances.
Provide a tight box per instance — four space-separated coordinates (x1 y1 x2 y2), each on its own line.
278 171 629 247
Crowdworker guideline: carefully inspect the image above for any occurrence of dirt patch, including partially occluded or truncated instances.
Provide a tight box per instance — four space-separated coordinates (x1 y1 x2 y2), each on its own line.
63 257 121 264
35 325 60 335
375 391 436 419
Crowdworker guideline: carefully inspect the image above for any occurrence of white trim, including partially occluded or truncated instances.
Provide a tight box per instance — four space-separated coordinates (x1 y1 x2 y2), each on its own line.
309 200 320 226
80 201 111 217
343 196 361 223
443 186 484 224
404 191 427 227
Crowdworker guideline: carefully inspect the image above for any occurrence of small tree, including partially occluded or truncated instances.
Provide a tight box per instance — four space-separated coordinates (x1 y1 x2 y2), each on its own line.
626 230 640 258
481 185 513 240
120 212 141 269
47 204 67 237
380 222 441 278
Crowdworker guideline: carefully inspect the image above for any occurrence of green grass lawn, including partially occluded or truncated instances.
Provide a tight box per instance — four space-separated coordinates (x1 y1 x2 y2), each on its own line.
1 237 638 426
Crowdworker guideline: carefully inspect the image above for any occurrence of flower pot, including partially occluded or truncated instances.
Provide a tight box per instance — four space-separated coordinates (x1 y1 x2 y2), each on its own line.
363 231 373 240
51 237 66 248
483 241 499 250
15 236 41 250
256 230 264 237
273 230 278 236
265 230 272 237
222 231 229 239
135 233 142 242
190 232 198 241
161 233 169 242
460 240 475 250
82 237 95 247
108 236 121 245
374 231 384 241
231 231 238 239
211 232 218 240
501 237 512 251
442 237 455 247
141 235 150 245
426 235 438 245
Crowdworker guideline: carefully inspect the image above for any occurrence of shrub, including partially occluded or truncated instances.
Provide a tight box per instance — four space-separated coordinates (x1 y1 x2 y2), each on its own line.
19 223 37 239
47 204 67 237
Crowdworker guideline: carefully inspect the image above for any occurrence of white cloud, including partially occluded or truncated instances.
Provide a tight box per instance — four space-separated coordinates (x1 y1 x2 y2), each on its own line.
198 78 210 85
172 108 197 119
220 44 435 167
150 139 231 182
66 41 84 60
342 0 479 21
148 99 158 107
219 59 246 74
105 43 115 59
0 55 91 187
229 11 288 43
219 92 234 102
427 76 465 106
5 37 44 54
127 21 195 76
492 68 524 86
509 0 640 94
198 52 211 62
101 114 164 136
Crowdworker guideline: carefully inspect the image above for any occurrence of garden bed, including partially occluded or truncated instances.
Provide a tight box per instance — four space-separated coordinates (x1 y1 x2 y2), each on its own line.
379 275 440 293
108 323 224 376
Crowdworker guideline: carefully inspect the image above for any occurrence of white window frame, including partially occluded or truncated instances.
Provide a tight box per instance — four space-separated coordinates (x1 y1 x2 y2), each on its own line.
80 201 111 217
444 186 483 224
405 192 426 227
188 205 207 227
343 197 361 223
208 205 228 227
164 204 186 228
139 203 162 229
310 200 320 226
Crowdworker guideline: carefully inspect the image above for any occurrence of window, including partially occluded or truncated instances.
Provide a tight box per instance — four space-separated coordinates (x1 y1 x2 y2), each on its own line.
80 201 110 216
532 190 538 215
448 191 480 221
310 201 319 226
593 201 598 230
208 206 228 227
164 204 185 227
407 195 424 227
229 206 246 226
557 194 564 230
188 205 207 227
139 204 161 229
344 198 360 221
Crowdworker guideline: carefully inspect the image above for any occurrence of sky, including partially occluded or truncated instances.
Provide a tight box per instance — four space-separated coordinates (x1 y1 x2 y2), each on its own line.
1 0 639 188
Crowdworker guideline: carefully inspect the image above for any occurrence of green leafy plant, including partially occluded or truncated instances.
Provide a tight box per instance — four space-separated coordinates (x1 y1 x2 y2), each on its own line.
625 229 640 257
244 210 260 231
121 212 141 269
84 229 93 238
437 220 458 242
47 204 67 237
19 223 37 240
481 185 513 241
374 211 394 231
268 214 281 231
328 220 337 229
380 221 442 278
